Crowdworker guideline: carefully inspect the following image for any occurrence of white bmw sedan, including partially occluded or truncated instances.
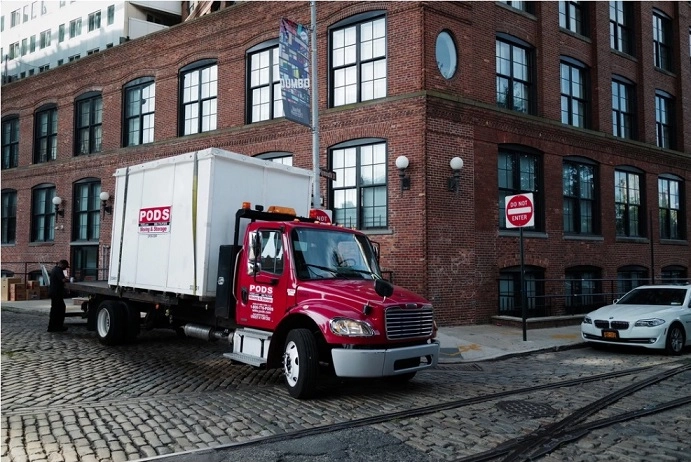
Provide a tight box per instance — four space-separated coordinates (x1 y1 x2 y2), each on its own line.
581 284 691 355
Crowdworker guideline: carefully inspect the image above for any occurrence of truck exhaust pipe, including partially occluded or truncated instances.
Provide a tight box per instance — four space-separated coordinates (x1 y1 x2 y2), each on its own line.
183 324 227 341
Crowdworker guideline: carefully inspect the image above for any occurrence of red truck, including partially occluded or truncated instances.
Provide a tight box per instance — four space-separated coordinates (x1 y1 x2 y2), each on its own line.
67 149 439 398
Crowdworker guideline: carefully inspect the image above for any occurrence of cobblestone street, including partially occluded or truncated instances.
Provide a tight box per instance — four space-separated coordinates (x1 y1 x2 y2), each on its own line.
2 308 689 462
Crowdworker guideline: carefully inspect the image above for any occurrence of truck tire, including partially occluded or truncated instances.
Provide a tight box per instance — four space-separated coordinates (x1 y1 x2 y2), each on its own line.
96 301 126 346
124 304 140 342
283 329 319 399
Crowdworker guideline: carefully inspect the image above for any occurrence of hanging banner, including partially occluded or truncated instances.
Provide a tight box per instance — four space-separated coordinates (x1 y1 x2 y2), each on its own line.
279 18 311 128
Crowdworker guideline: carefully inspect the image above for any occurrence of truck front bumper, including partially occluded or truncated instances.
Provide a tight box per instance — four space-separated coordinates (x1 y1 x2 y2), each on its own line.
330 341 440 378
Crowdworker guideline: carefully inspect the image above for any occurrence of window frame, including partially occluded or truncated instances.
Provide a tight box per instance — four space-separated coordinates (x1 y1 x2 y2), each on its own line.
34 104 58 164
1 116 19 170
329 138 388 230
246 40 283 124
495 34 535 115
562 157 599 235
74 92 103 156
88 10 101 32
617 265 649 296
560 57 589 128
654 90 674 149
328 11 387 108
652 9 672 72
123 77 155 147
614 167 645 238
611 76 635 139
498 145 543 231
1 189 17 245
658 174 684 240
72 178 101 242
559 1 588 36
31 184 57 243
564 266 603 313
255 152 293 166
609 1 634 56
178 59 218 136
497 1 535 14
498 266 546 317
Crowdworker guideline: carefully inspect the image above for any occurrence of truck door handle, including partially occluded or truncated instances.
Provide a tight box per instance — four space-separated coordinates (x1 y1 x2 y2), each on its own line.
241 287 248 304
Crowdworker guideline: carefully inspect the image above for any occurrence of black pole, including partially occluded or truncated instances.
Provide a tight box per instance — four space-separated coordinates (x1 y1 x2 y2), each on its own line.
520 226 527 341
649 209 655 283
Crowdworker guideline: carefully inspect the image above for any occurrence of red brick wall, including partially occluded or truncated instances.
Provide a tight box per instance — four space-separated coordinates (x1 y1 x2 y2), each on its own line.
2 1 690 325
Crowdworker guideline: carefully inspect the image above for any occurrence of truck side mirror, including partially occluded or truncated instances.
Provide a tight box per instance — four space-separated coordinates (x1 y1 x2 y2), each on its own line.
374 278 394 298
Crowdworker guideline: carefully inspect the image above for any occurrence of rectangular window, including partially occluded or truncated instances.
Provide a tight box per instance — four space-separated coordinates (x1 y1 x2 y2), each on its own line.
107 5 115 25
68 54 80 62
496 38 533 114
40 29 51 49
31 185 56 243
21 39 27 56
498 1 533 13
59 24 65 42
609 1 633 55
31 1 39 19
75 94 103 155
653 11 672 72
559 1 586 36
658 177 683 240
23 6 29 23
614 170 643 237
69 18 82 38
88 11 101 32
611 79 634 139
124 79 156 146
87 48 99 55
11 9 20 27
9 43 19 60
38 64 49 72
30 35 36 52
248 46 283 123
331 141 387 230
560 60 588 128
34 107 58 163
180 62 218 135
1 190 17 244
565 269 603 313
655 92 673 149
1 118 19 169
498 148 542 230
563 160 597 234
330 16 386 107
73 181 101 241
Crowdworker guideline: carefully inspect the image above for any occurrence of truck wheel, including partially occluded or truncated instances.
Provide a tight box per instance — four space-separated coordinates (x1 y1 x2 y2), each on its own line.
283 329 319 399
124 304 140 342
96 301 126 345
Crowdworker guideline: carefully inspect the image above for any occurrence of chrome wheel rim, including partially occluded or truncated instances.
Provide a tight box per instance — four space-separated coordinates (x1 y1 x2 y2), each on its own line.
670 328 683 353
283 340 299 387
97 308 111 338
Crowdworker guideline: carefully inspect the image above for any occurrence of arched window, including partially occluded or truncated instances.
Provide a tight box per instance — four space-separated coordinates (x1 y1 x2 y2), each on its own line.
179 59 217 136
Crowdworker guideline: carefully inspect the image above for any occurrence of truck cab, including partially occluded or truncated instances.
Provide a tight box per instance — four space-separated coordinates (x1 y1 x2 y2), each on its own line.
224 206 440 398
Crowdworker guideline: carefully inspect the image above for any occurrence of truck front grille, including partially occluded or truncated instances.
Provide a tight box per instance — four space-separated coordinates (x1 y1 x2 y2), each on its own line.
385 306 434 340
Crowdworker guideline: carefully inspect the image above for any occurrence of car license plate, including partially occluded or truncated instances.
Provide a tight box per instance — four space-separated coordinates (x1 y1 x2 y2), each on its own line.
603 330 618 339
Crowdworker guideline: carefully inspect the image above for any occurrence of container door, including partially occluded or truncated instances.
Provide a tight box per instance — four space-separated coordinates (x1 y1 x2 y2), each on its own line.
235 226 290 330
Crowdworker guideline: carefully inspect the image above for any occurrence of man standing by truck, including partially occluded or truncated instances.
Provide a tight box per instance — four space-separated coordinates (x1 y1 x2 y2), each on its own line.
47 260 70 332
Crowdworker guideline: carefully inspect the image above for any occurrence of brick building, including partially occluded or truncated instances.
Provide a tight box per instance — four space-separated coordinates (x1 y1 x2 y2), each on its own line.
1 1 690 325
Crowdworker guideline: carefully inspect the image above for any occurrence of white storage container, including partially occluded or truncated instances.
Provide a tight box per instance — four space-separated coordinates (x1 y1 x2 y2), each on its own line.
108 148 313 298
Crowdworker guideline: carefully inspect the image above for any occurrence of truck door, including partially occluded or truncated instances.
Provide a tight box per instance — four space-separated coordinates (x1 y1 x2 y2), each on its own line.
235 226 290 330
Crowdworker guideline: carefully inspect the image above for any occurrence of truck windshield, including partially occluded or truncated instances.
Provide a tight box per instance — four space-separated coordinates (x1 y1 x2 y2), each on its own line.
291 227 382 280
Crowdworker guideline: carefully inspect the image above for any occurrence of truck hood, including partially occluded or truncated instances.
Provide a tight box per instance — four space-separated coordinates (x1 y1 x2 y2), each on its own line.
296 279 429 310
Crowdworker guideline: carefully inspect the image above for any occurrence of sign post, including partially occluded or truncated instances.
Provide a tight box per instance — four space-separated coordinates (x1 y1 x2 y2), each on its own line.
505 193 535 341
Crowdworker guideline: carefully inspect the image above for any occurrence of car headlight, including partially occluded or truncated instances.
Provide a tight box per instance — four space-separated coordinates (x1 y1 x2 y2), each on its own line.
582 316 592 324
634 318 666 327
329 318 375 337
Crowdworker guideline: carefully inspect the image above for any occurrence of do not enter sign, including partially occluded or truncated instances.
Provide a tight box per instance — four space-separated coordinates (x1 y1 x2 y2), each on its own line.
505 193 534 228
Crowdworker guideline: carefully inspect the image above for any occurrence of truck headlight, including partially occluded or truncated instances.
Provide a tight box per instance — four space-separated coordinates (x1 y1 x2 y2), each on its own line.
329 318 375 337
634 318 666 327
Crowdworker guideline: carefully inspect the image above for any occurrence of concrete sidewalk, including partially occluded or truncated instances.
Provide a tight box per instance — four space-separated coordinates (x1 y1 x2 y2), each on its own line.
1 298 586 363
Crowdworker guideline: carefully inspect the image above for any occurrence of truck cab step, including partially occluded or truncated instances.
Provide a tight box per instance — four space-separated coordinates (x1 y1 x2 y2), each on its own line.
223 352 266 368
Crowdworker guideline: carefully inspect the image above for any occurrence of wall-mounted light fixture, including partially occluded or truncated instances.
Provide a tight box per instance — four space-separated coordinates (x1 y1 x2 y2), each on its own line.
100 191 112 216
395 155 410 191
52 196 64 219
448 156 464 194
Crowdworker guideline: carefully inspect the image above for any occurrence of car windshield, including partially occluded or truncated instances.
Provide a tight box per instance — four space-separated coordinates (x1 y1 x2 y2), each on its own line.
291 227 382 280
617 288 688 306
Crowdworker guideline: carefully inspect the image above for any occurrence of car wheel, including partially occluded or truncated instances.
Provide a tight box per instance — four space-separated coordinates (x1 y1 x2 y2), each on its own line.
665 323 685 356
283 329 319 399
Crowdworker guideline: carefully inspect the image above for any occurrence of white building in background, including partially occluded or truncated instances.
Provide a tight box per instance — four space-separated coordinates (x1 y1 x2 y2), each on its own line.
1 1 181 83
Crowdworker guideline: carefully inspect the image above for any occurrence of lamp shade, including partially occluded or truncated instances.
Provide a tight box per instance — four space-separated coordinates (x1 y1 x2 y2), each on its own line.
52 196 62 206
99 191 110 202
449 156 464 171
395 155 409 170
